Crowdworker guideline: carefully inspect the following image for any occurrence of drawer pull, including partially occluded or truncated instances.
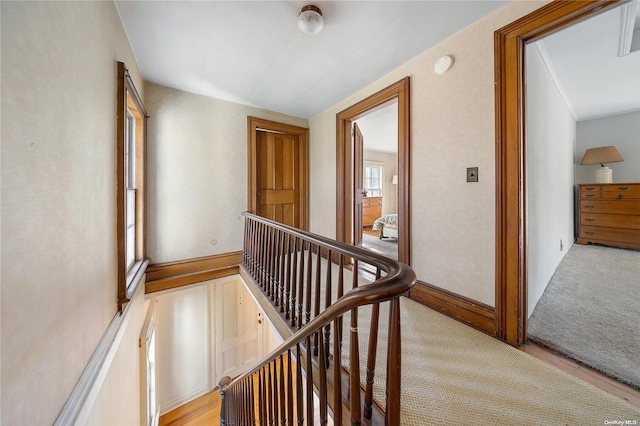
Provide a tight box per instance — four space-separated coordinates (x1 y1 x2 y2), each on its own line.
584 205 595 208
618 187 628 190
585 194 594 197
585 218 595 222
584 231 595 235
585 187 594 190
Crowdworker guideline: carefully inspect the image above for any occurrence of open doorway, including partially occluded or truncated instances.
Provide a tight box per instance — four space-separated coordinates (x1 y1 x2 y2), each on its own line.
495 0 640 391
336 77 411 264
354 102 399 260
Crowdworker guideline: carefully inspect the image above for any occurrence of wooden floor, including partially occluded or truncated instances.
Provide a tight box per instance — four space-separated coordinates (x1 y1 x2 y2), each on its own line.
159 389 222 426
362 226 378 237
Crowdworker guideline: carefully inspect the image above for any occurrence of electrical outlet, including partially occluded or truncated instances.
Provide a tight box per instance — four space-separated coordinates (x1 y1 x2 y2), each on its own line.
467 167 478 182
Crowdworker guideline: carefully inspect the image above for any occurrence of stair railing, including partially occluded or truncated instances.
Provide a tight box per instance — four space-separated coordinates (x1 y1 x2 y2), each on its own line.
219 212 416 426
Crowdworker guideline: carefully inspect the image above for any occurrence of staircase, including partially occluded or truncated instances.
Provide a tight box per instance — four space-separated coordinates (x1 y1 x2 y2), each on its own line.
218 213 416 425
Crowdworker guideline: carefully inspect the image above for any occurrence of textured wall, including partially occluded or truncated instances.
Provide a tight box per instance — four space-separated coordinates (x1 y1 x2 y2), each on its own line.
308 1 549 306
526 43 577 317
145 83 308 263
1 1 145 424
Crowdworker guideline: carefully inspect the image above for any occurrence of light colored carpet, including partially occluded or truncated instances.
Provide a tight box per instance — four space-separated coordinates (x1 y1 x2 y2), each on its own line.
362 233 397 259
339 297 640 425
528 244 640 389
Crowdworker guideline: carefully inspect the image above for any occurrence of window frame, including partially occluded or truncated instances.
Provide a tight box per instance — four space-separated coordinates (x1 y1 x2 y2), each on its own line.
117 61 148 308
364 161 384 198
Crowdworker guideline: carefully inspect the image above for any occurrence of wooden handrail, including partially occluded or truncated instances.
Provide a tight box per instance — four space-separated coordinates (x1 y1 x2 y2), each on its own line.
220 212 416 426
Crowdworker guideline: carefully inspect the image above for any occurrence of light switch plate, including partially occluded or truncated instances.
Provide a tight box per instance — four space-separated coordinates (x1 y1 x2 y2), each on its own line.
467 167 478 182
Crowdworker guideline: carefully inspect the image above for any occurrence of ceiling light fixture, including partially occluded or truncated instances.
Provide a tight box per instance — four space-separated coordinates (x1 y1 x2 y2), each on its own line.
298 5 323 35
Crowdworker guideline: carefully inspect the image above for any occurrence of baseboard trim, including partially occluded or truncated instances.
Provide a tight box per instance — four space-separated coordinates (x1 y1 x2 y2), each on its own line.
159 383 210 416
409 281 495 336
146 252 242 294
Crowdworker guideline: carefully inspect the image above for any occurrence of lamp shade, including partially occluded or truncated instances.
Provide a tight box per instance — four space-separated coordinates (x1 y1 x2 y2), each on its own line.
580 146 624 166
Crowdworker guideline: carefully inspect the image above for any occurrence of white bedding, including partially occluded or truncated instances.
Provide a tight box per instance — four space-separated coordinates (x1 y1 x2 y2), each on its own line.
372 214 398 239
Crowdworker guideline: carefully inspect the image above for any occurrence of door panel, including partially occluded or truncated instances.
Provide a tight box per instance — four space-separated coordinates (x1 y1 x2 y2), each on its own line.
256 131 299 227
353 123 364 247
214 278 263 381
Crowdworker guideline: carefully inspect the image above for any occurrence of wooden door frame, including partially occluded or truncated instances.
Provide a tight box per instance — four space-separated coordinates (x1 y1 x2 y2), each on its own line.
336 77 411 264
494 0 624 346
247 117 310 230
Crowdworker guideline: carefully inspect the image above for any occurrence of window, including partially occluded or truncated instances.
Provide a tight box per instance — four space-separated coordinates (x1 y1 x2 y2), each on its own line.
117 61 148 308
364 162 383 197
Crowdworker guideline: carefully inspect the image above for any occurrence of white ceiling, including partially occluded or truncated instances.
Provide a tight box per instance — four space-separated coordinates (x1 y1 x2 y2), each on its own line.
115 0 508 119
536 2 640 121
355 102 398 153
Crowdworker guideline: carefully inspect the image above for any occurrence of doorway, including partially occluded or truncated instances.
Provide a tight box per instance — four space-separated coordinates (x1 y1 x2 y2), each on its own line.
354 103 400 260
494 0 624 346
247 117 309 229
336 77 411 264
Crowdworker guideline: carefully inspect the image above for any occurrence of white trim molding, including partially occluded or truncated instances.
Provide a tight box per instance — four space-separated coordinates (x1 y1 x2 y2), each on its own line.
618 0 637 57
54 283 144 425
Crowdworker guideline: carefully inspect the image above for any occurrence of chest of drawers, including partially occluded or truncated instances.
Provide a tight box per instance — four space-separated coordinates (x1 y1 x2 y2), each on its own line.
362 197 382 227
577 183 640 249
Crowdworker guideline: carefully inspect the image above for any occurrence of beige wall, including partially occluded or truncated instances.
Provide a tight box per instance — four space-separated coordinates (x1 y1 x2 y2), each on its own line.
145 83 309 263
309 1 548 306
1 1 145 424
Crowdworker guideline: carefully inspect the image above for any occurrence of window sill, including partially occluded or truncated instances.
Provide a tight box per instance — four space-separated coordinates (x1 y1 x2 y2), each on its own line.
120 259 149 307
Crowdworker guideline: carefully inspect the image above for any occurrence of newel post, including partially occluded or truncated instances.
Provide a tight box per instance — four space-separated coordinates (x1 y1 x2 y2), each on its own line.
219 376 231 426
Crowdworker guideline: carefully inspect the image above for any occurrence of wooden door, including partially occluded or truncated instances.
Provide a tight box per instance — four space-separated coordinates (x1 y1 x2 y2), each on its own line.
353 123 364 247
214 278 263 381
256 131 300 227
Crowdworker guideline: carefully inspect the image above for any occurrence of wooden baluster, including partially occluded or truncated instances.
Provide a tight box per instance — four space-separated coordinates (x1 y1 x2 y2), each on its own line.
287 349 294 426
333 316 343 425
255 223 261 286
267 363 273 426
242 218 248 267
290 237 298 327
337 255 344 354
219 377 230 426
279 354 286 425
258 369 264 426
349 259 362 425
313 246 321 356
296 239 306 329
260 223 268 290
249 220 256 277
284 234 291 319
323 249 332 367
295 343 304 426
252 221 259 278
318 326 328 425
250 375 256 425
305 243 312 327
364 268 382 421
385 298 402 426
305 336 314 424
278 231 286 311
269 228 277 301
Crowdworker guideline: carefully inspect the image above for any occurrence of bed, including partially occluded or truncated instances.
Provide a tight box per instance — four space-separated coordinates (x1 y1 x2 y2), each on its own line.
372 214 398 239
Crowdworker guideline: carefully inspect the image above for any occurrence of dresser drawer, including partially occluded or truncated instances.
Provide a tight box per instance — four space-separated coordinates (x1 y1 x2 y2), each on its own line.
580 200 640 215
580 213 640 230
601 185 640 200
580 226 640 245
580 186 601 198
363 197 382 207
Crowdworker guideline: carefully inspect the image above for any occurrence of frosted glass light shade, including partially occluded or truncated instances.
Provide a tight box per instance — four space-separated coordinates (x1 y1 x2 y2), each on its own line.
298 5 323 34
